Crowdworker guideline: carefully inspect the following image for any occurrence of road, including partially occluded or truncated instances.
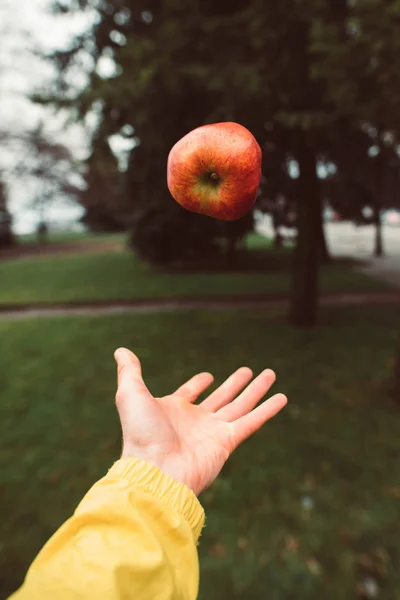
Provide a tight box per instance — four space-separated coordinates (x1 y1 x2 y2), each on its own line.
256 217 400 288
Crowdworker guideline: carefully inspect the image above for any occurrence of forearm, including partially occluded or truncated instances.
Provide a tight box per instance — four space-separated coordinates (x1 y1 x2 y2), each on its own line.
10 458 205 600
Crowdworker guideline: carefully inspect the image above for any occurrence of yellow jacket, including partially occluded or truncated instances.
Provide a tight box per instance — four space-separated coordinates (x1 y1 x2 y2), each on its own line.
10 458 205 599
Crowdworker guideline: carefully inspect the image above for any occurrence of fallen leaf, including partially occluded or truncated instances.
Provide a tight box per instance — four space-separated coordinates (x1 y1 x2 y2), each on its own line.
383 485 400 499
283 535 299 552
209 543 227 558
237 536 248 551
307 558 321 576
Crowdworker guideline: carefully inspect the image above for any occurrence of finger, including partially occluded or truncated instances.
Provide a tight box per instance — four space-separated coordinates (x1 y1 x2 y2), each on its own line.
201 367 253 412
173 372 214 403
230 393 288 448
114 348 151 400
217 369 276 422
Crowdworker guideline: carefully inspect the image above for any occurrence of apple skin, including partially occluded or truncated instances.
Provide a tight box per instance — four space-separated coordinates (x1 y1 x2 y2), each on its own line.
167 122 262 221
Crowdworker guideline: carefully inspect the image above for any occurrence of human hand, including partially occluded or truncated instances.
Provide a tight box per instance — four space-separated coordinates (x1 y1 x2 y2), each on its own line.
114 348 287 496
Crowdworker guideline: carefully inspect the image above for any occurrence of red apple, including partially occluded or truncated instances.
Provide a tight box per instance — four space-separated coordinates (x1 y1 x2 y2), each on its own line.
167 122 262 221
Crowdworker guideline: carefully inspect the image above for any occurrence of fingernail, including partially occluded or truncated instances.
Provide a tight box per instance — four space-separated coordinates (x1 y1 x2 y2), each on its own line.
263 369 275 377
115 348 124 360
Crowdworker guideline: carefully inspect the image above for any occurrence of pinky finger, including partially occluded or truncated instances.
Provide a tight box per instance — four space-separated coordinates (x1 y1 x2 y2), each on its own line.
230 393 288 449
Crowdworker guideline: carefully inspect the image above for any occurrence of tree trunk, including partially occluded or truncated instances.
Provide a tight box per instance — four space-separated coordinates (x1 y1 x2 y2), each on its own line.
225 235 238 268
0 186 14 248
0 220 14 248
317 197 331 263
36 197 48 244
274 228 283 248
373 150 384 257
37 222 49 244
272 209 283 248
393 340 400 404
319 223 330 263
289 140 320 328
38 229 48 244
373 206 383 257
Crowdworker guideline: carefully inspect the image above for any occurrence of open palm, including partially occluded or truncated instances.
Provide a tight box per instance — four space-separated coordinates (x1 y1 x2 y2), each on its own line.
115 348 287 496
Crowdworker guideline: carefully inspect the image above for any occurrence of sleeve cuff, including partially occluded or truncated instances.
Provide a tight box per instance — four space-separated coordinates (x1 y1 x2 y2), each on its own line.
106 457 205 542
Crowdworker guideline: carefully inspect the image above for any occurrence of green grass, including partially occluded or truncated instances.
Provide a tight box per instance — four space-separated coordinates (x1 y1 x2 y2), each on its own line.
0 234 390 306
1 307 399 599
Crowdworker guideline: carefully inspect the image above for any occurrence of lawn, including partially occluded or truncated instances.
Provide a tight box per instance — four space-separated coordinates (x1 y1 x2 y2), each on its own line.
1 306 399 599
0 234 391 306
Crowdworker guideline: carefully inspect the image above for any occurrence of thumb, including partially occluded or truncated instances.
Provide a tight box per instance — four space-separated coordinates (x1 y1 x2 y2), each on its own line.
114 348 150 397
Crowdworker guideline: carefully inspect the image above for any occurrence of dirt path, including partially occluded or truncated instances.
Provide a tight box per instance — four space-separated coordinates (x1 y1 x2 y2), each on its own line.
1 292 399 321
0 238 123 261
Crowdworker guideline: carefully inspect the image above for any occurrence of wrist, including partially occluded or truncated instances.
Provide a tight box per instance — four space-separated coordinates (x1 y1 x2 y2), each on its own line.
109 457 205 539
121 446 197 495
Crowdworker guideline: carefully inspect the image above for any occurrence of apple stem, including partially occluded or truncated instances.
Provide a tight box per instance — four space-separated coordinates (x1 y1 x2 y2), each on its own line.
210 172 219 181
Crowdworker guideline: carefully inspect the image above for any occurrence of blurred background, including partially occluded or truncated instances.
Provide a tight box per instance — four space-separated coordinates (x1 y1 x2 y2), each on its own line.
1 0 400 598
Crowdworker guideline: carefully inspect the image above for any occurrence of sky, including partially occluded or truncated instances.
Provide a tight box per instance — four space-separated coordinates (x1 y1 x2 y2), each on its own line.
0 0 94 233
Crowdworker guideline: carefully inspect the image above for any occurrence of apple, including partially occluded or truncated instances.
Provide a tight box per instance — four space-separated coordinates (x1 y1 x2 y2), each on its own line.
167 122 262 221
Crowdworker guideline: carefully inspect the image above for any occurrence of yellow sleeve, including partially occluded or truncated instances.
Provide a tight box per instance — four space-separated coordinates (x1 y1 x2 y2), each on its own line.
9 457 205 600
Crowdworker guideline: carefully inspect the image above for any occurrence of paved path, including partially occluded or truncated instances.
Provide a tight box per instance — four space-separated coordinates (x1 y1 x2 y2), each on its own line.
256 218 400 289
358 256 400 289
1 292 399 321
324 222 400 289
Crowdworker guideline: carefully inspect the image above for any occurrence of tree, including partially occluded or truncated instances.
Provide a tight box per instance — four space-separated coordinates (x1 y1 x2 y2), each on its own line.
0 178 14 248
45 0 263 265
289 138 320 326
312 0 400 390
14 125 83 242
42 1 326 323
325 123 400 248
312 0 400 257
393 340 400 404
129 202 221 267
41 0 400 324
80 131 125 232
249 3 335 326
